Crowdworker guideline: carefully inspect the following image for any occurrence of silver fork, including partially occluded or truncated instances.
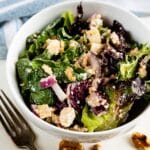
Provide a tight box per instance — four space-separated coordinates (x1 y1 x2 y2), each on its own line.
0 90 37 150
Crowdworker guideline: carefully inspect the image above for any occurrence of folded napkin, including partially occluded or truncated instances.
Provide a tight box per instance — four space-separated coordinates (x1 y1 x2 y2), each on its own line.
0 0 62 59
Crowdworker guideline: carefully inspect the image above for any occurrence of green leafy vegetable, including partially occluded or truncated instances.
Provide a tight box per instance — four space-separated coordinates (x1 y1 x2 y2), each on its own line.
57 27 72 39
118 44 150 80
119 55 138 80
62 11 75 29
61 46 82 63
16 58 32 82
30 89 55 105
81 85 134 132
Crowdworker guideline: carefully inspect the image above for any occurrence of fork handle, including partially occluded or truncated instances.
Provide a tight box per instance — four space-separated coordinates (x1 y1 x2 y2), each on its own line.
28 144 37 150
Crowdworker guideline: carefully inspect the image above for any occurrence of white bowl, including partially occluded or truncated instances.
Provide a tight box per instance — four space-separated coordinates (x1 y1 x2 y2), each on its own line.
6 0 150 143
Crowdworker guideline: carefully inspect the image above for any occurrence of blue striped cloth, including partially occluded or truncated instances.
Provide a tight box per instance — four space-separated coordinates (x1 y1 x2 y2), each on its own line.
0 0 63 59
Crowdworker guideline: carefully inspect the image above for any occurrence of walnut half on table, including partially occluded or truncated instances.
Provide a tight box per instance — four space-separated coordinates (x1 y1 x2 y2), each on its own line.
59 140 102 150
90 144 101 150
59 140 84 150
131 132 150 150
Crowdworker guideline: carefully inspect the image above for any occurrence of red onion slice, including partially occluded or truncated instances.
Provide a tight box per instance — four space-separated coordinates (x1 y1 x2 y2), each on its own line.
40 76 57 88
52 83 67 102
40 76 67 102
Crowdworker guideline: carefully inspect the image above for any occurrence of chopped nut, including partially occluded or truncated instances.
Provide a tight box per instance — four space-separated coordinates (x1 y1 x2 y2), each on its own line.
45 111 60 125
90 43 102 55
32 104 55 119
42 64 53 75
59 140 84 150
74 61 82 68
51 113 60 125
60 40 65 53
130 48 139 56
86 28 101 44
90 78 101 92
90 144 102 150
46 39 61 55
65 67 76 81
131 132 150 150
77 53 89 68
70 124 88 132
138 55 150 78
59 107 76 127
138 65 147 78
86 68 95 75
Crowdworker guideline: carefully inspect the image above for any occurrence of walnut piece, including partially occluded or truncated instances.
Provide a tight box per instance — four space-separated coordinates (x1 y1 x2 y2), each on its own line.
59 140 84 150
70 124 88 132
131 132 150 150
90 144 101 150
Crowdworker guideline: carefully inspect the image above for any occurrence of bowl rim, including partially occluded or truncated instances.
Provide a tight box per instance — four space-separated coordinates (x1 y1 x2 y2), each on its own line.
6 0 150 136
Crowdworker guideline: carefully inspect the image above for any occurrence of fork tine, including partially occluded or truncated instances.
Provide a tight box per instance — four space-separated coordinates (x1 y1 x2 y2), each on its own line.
0 90 28 125
0 105 17 138
0 95 22 127
0 112 12 137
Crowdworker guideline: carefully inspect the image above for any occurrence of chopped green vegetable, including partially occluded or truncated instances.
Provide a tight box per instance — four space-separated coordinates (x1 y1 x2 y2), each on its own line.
30 89 55 105
81 85 134 132
119 44 150 80
16 58 32 82
57 27 72 39
119 55 138 80
62 11 75 29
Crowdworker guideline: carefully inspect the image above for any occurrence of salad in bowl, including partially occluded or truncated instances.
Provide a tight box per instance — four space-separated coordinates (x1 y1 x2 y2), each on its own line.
16 3 150 133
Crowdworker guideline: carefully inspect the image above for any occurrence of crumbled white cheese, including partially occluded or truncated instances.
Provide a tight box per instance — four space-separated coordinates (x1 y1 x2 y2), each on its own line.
90 43 102 55
89 14 103 29
46 39 61 55
59 107 76 127
110 32 120 45
86 93 100 107
86 68 95 75
86 28 101 44
79 73 87 80
32 104 55 119
42 64 53 75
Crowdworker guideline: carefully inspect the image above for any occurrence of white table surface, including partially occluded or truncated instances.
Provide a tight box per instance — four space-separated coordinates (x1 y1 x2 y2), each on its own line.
0 17 150 150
